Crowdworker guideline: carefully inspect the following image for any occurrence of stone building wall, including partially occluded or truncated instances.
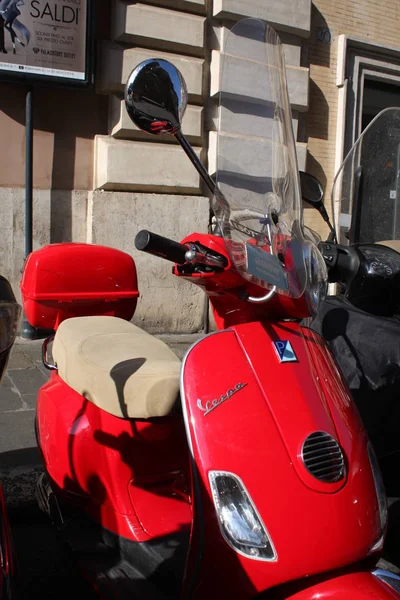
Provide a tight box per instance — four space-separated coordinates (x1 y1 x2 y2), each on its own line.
0 0 312 332
0 3 111 313
91 0 311 332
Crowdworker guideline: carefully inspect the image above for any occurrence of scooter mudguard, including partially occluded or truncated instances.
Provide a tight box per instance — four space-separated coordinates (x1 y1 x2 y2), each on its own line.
284 571 400 599
180 320 382 599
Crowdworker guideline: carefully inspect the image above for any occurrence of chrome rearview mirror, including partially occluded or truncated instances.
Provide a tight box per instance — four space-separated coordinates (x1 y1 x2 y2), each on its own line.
125 59 188 136
299 171 337 242
299 171 324 208
125 58 217 197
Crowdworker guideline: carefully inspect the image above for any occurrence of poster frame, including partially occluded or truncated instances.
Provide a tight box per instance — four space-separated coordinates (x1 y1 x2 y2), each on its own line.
0 0 95 89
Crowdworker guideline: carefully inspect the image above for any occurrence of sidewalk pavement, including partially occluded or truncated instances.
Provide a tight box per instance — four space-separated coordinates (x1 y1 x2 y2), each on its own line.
0 338 46 459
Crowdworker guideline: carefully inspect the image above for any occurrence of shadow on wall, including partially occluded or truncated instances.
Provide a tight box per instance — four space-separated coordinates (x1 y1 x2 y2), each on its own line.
308 79 330 141
0 0 111 244
306 5 331 146
302 5 332 224
306 153 327 190
37 87 109 243
310 3 332 69
0 83 108 244
303 153 328 223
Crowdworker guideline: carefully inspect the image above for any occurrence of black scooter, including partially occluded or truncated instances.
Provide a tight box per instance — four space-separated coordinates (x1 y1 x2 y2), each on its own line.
300 107 400 570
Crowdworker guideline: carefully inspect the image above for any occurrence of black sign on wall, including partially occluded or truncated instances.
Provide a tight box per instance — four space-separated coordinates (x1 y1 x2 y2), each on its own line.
0 0 94 87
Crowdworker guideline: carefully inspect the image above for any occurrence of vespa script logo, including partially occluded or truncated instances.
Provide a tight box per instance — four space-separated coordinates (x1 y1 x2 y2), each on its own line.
197 382 247 416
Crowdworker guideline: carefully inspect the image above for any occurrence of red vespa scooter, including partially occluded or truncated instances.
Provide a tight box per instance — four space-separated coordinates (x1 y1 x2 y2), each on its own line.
20 18 400 599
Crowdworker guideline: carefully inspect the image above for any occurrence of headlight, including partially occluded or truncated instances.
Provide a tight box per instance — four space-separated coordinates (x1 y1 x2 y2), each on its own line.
209 471 277 561
367 442 388 532
303 242 328 315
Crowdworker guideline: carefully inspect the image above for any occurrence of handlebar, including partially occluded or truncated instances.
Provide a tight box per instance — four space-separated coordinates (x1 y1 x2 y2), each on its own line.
318 242 360 285
135 230 188 264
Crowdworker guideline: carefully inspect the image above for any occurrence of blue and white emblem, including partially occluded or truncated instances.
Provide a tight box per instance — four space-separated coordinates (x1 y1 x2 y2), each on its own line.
273 340 297 363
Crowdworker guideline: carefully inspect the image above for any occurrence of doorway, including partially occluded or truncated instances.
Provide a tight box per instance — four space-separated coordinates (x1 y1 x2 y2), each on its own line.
362 78 400 130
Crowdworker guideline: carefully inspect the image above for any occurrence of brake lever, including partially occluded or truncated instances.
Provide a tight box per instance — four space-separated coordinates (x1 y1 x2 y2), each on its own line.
318 242 360 285
185 244 228 269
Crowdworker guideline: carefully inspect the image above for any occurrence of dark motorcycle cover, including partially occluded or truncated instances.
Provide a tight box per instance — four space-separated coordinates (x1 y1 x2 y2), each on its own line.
311 295 400 464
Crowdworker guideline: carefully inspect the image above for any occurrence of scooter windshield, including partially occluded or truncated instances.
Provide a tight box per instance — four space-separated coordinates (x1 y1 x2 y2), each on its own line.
212 19 307 298
332 107 400 245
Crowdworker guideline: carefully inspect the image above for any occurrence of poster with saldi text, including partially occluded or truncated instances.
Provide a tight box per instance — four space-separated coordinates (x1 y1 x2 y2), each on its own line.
0 0 87 81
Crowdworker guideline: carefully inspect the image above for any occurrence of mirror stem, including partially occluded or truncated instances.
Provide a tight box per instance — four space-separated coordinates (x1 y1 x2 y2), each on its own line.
175 131 216 195
175 130 231 223
328 224 337 244
317 204 337 243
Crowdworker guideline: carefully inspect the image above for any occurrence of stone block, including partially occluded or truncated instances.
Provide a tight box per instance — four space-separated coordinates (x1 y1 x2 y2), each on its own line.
109 96 203 143
0 189 89 305
206 99 300 140
139 0 205 14
208 131 307 179
210 50 309 112
209 25 302 67
208 131 274 182
113 2 205 56
0 189 51 305
94 135 203 194
89 191 210 333
286 67 309 112
50 190 88 243
213 0 311 38
292 110 299 139
280 32 303 66
98 43 204 102
296 142 308 171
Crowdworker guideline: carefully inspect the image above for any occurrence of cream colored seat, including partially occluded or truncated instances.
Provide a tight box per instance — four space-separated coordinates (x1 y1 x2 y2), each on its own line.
52 316 181 419
376 240 400 254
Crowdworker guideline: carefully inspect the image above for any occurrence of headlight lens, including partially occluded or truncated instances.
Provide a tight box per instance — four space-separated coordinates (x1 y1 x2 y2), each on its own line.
209 471 277 561
367 442 388 532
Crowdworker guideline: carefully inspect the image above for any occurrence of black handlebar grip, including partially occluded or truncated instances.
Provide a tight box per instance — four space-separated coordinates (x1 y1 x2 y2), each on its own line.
135 230 188 264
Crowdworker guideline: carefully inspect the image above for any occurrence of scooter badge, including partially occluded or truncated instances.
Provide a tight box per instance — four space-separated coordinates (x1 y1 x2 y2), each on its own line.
273 340 297 363
197 382 247 416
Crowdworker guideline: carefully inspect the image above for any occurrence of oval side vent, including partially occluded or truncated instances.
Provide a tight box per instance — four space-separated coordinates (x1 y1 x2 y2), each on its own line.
302 431 345 483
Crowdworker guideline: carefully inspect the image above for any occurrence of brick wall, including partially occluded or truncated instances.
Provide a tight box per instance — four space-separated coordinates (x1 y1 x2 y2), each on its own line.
305 0 400 238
